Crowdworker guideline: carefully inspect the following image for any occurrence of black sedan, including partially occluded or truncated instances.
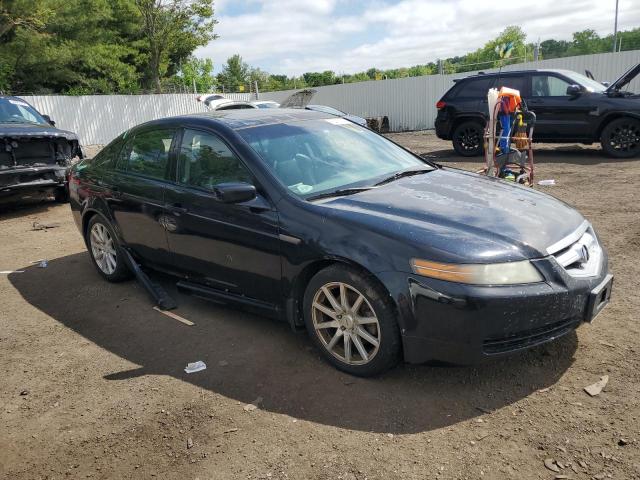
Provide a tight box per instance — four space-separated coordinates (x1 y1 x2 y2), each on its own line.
69 109 612 376
0 96 83 204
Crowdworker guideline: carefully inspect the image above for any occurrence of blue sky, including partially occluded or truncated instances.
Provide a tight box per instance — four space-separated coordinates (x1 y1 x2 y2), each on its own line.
196 0 640 75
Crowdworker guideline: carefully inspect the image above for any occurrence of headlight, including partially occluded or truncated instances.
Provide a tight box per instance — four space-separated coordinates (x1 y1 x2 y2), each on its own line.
410 259 544 285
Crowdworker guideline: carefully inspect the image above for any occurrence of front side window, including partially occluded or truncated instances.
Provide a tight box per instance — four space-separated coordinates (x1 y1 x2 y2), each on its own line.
119 129 175 179
239 118 429 198
532 75 572 97
178 129 252 190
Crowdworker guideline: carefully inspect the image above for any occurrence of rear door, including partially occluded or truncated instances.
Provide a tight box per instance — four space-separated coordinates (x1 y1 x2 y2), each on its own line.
526 73 596 140
109 127 177 266
164 128 281 306
480 74 528 114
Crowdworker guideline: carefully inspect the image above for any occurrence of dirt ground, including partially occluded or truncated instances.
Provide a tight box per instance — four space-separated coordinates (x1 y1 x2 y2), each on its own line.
1 132 639 480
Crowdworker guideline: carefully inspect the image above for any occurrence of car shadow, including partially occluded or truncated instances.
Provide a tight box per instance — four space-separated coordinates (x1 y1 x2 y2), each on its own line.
0 196 59 218
9 253 578 434
420 146 639 165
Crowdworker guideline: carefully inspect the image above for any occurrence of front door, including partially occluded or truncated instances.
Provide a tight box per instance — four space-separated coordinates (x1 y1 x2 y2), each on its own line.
526 73 597 141
164 128 281 306
110 127 176 266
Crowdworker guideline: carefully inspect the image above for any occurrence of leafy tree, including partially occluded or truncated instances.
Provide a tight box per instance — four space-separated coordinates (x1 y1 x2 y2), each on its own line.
135 0 217 92
179 56 215 92
217 54 249 91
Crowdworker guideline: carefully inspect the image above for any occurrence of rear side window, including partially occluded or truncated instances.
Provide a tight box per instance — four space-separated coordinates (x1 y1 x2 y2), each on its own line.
491 76 525 93
118 129 175 179
456 78 494 97
177 129 251 191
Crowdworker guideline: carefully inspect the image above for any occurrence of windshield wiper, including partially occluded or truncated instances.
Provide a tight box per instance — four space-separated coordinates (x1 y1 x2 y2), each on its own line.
374 168 434 186
306 187 373 201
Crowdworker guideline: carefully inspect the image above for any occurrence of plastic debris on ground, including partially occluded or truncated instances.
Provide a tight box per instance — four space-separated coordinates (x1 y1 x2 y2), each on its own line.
584 375 609 396
31 259 48 268
32 221 60 231
0 270 24 274
537 179 556 186
184 361 206 374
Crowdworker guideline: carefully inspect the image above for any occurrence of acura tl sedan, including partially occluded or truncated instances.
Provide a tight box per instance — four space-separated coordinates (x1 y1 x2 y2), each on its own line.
69 109 613 376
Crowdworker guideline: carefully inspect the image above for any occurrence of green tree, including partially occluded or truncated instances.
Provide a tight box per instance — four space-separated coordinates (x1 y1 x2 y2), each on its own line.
217 54 249 91
135 0 217 92
179 56 215 92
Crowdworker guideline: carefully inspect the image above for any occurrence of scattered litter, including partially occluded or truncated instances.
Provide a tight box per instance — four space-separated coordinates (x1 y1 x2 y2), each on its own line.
30 259 48 268
19 389 29 396
538 179 556 186
599 340 616 348
223 428 238 434
187 438 193 449
386 433 394 438
537 387 551 393
544 458 560 473
618 438 629 446
243 396 263 412
0 270 24 274
218 360 229 367
554 475 569 479
32 221 60 231
154 307 194 326
184 361 206 374
584 375 609 397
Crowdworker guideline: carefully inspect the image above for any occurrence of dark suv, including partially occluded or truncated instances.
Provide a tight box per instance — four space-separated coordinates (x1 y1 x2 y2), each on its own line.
435 64 640 158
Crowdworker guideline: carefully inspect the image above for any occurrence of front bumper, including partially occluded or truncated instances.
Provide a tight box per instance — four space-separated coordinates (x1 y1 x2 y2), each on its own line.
378 254 612 365
0 165 67 200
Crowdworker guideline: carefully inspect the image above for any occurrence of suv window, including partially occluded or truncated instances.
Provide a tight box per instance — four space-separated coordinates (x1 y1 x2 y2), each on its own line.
490 75 525 93
457 77 494 97
118 129 175 179
177 129 251 190
532 75 571 97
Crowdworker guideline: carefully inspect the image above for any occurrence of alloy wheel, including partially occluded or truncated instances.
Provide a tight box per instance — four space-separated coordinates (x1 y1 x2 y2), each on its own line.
608 122 640 153
90 223 117 275
311 282 381 365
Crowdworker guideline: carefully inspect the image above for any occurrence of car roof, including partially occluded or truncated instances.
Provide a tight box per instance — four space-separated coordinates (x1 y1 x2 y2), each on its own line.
136 108 335 132
457 69 577 81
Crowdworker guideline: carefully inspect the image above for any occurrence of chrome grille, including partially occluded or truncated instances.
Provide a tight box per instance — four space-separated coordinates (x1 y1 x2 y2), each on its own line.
547 221 603 278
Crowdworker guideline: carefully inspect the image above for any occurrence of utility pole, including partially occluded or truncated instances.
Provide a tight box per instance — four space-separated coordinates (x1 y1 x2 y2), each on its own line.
613 0 619 53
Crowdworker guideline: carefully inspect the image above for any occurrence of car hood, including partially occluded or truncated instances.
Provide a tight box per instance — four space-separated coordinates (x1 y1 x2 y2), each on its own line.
320 168 584 264
0 123 79 141
605 62 640 94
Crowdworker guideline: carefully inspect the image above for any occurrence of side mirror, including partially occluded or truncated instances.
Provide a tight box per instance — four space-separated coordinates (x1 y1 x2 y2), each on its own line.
42 114 55 126
214 182 257 204
566 84 582 97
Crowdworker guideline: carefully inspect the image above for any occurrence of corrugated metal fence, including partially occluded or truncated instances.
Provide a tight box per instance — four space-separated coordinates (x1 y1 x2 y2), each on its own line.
20 93 251 146
20 51 640 145
260 50 640 132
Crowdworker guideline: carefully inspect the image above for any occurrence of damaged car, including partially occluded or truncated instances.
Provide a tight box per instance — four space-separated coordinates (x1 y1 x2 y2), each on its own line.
0 96 83 204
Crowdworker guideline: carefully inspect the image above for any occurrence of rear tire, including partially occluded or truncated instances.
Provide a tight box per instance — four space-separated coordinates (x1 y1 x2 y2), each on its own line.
85 215 132 282
600 117 640 158
303 265 401 377
452 120 484 157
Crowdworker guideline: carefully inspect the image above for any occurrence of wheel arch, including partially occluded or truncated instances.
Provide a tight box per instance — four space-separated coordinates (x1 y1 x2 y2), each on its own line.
286 256 399 331
451 114 486 134
596 112 640 139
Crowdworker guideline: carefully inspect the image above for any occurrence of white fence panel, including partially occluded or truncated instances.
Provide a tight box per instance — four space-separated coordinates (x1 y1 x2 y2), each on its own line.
16 51 640 143
19 93 251 145
261 50 640 131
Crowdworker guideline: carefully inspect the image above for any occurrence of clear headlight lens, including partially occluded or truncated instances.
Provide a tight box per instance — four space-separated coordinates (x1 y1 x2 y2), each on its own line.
410 259 544 285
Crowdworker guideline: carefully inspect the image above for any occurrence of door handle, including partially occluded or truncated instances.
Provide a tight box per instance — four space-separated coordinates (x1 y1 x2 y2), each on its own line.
168 203 188 215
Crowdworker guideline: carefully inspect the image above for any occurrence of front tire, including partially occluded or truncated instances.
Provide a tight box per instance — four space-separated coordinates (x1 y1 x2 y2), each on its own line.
600 117 640 158
86 215 132 282
303 265 401 376
452 120 484 157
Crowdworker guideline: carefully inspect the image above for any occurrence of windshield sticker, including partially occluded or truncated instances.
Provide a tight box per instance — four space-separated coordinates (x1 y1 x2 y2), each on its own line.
8 99 29 107
289 183 313 194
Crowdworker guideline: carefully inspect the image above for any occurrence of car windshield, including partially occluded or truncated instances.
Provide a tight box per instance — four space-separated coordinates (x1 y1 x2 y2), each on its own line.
239 118 430 198
562 72 607 93
0 98 48 124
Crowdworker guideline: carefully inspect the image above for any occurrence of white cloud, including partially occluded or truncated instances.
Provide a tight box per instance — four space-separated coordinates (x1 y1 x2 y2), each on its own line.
197 0 640 75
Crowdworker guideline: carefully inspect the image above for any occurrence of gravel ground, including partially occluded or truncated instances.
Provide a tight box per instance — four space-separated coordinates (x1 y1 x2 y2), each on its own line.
1 131 639 480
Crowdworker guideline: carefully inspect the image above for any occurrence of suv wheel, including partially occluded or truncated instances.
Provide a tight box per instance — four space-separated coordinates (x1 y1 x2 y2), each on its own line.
452 120 484 157
303 265 401 376
600 117 640 158
86 215 132 282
